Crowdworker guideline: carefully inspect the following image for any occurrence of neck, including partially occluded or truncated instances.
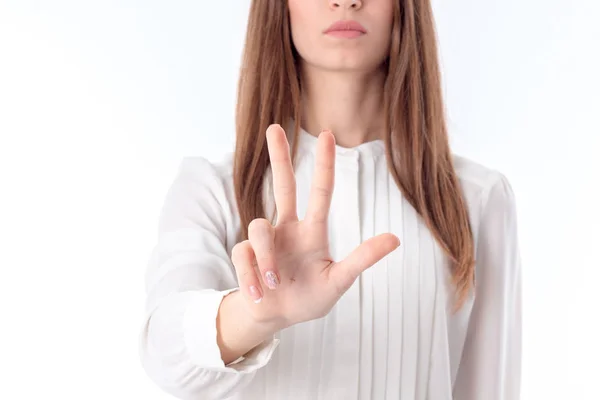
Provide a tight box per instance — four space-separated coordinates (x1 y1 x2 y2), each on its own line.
299 64 387 148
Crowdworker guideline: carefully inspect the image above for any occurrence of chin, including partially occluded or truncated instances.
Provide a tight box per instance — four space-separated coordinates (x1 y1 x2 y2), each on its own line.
318 58 386 74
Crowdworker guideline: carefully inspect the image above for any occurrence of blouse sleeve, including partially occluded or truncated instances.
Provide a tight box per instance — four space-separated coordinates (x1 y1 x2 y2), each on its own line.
453 173 522 399
138 158 279 400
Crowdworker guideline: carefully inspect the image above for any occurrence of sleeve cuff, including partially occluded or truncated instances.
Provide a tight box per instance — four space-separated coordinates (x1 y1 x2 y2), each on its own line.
182 288 280 373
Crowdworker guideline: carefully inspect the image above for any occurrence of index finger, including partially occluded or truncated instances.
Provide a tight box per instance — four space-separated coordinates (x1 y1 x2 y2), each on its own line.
266 124 298 224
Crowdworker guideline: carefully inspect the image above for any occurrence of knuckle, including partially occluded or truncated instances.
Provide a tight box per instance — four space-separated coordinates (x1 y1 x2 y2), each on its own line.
248 218 270 233
255 253 274 271
313 186 330 198
231 241 245 262
231 242 242 258
241 269 256 282
316 160 333 171
278 184 295 197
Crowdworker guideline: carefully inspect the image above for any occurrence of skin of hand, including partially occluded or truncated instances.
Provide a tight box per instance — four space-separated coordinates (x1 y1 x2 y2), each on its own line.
232 124 400 330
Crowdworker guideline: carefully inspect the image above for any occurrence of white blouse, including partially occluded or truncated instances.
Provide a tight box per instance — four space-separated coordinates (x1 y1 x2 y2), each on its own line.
139 128 522 400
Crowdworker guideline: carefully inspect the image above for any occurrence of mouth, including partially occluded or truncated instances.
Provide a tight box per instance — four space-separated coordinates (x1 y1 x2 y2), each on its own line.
323 20 367 39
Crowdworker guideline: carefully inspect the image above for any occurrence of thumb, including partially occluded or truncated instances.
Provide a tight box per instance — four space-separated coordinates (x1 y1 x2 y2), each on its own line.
328 233 400 294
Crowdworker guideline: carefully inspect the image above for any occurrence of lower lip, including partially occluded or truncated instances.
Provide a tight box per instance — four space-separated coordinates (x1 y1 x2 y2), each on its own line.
326 30 364 38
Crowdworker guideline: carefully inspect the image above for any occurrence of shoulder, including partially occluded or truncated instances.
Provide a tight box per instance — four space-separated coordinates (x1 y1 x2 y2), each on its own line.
172 153 236 206
159 153 237 230
176 153 235 187
453 154 515 202
452 154 505 193
451 154 518 233
175 153 236 209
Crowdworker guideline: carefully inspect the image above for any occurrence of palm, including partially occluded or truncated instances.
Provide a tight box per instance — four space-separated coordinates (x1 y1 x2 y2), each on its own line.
233 125 399 329
269 221 333 320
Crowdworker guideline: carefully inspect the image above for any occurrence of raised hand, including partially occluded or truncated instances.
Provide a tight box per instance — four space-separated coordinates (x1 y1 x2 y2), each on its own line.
231 124 400 331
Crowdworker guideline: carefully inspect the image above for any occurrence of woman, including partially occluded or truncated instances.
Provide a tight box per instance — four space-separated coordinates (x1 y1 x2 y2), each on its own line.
139 0 522 399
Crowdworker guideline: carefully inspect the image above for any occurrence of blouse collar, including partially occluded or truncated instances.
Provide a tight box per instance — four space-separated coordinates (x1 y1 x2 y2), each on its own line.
294 125 385 159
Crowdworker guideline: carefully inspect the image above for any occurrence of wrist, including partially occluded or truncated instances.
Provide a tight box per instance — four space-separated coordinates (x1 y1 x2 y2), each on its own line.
226 290 283 336
228 290 288 335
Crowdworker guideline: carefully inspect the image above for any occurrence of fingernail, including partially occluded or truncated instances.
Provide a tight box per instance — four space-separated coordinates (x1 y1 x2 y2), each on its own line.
265 271 279 290
249 285 262 303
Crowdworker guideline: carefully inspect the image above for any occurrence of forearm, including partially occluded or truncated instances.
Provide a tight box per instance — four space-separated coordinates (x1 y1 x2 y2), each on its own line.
216 290 281 365
141 289 278 400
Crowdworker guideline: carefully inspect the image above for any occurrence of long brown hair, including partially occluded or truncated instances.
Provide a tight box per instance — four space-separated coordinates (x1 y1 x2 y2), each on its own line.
233 0 475 308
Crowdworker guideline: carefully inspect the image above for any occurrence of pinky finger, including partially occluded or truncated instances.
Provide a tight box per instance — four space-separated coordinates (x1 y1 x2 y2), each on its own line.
231 240 264 303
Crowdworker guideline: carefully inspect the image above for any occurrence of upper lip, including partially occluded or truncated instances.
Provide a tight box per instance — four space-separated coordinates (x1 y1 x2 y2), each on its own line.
324 20 367 34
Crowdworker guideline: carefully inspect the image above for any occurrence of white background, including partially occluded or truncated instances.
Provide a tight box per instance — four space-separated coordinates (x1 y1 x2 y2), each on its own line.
0 1 598 399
